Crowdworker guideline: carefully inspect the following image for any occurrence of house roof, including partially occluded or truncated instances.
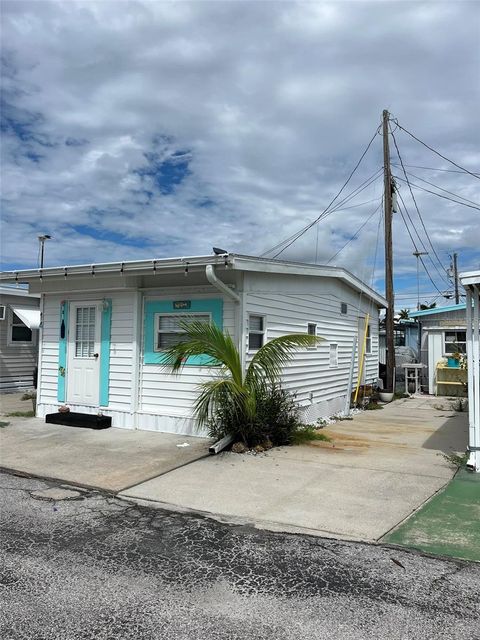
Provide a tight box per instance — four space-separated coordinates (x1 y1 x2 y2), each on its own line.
459 270 480 287
0 285 40 299
0 253 387 307
409 303 466 318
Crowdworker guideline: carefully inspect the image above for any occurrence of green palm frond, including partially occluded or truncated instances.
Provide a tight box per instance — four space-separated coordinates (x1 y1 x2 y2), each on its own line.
161 321 243 385
246 334 322 388
194 377 249 427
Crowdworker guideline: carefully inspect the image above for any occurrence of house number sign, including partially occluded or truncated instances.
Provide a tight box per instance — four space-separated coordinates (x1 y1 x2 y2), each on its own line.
173 300 191 310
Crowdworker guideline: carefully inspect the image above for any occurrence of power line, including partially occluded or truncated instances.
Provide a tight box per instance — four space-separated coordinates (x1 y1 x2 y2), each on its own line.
395 188 452 288
390 127 452 282
326 200 382 264
394 175 480 212
396 198 448 296
392 162 480 176
394 121 480 180
261 126 381 258
262 167 382 258
404 171 480 208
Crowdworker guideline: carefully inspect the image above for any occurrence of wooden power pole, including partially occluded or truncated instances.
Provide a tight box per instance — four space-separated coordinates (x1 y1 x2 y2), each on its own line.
383 110 395 392
453 252 459 304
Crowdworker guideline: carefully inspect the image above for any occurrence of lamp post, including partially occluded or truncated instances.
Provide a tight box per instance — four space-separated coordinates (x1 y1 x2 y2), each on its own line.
38 235 51 269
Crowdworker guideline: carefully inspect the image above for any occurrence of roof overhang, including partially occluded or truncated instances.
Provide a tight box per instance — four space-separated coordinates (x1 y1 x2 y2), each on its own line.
0 253 386 307
410 303 467 318
460 270 480 288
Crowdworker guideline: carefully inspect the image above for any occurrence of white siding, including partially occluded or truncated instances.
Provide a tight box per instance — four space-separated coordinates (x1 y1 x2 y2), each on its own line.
38 291 135 415
243 273 380 418
139 290 236 423
0 293 39 390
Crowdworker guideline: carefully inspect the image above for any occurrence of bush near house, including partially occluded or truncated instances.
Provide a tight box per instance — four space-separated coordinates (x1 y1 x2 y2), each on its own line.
162 321 323 448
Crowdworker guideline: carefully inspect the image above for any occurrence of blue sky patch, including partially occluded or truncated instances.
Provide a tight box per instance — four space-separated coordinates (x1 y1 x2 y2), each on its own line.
135 150 192 195
71 224 153 248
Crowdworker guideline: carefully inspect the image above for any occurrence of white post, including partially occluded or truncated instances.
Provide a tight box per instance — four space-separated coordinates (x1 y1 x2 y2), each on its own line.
472 285 480 471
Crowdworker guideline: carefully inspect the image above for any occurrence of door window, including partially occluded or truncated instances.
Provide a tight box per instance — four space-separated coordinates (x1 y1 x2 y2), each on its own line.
75 306 96 357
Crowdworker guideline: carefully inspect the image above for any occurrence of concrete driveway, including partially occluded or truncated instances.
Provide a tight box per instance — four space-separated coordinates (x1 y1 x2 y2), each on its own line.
120 397 468 542
0 417 211 492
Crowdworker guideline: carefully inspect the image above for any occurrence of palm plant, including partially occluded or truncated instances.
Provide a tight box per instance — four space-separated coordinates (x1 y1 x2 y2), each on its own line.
162 320 321 444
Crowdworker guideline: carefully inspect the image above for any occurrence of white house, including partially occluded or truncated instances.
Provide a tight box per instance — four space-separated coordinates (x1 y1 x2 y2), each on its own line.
0 286 40 390
409 304 468 396
460 271 480 473
0 254 386 435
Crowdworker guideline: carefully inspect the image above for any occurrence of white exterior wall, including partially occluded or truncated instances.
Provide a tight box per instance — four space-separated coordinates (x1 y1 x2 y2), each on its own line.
0 292 39 390
137 288 236 436
243 273 380 420
37 290 136 427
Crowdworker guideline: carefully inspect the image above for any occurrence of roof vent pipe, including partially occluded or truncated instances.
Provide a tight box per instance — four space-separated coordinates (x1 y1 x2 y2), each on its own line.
206 265 240 303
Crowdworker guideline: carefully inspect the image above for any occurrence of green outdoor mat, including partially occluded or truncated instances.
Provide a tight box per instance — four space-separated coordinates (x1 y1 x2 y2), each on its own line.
384 469 480 562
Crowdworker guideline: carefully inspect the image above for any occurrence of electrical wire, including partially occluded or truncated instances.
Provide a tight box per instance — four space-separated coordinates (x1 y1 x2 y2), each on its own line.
393 121 480 180
395 188 452 288
390 126 452 283
261 126 381 258
262 168 383 258
404 171 480 208
326 200 382 264
391 162 480 177
394 175 480 212
396 198 448 296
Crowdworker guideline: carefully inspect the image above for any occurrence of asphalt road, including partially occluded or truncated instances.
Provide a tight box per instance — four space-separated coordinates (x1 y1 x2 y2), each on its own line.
1 471 479 640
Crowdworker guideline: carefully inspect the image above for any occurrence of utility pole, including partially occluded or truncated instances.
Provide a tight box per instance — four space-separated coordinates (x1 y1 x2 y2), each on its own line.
383 109 395 393
413 250 428 310
38 235 51 269
453 252 459 304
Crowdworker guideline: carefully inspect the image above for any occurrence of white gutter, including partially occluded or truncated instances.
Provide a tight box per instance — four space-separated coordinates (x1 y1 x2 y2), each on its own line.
205 265 240 303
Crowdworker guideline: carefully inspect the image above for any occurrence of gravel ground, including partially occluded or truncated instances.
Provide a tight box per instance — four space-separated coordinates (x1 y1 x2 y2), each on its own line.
1 470 479 640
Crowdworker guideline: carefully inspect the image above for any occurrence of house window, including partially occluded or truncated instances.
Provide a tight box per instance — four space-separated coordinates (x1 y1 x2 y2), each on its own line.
0 305 5 321
9 311 33 344
365 324 372 354
444 331 466 355
307 323 317 350
154 313 211 351
329 343 338 367
248 315 265 350
341 303 348 315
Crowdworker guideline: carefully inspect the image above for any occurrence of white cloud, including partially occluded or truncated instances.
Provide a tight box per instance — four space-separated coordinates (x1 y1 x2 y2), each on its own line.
1 0 479 306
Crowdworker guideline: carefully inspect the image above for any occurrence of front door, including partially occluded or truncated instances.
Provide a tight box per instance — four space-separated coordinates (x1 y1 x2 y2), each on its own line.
67 303 101 405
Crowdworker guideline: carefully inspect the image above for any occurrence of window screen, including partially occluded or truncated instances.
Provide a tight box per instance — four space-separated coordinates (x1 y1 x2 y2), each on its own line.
156 313 210 350
329 343 338 367
75 306 96 357
444 331 466 354
248 315 264 350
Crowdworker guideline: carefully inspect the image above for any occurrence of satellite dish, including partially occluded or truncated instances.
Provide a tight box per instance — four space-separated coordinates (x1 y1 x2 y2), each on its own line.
213 247 228 255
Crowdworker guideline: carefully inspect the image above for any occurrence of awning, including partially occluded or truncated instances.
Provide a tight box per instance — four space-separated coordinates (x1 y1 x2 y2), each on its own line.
11 307 41 330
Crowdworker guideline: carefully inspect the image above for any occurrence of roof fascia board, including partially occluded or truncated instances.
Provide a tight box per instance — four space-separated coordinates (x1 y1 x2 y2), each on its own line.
460 271 480 287
231 256 386 307
410 304 467 318
0 255 231 284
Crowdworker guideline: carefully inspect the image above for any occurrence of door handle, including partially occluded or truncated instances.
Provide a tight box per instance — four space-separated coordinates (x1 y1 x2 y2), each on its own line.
93 353 99 359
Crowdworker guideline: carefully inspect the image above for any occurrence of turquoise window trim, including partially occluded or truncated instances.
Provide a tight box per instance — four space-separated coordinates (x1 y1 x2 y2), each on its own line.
57 301 69 402
99 299 112 406
144 298 223 365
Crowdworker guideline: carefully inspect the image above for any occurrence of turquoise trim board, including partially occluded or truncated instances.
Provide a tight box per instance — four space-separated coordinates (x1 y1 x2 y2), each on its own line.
144 298 223 365
99 299 112 406
57 301 69 402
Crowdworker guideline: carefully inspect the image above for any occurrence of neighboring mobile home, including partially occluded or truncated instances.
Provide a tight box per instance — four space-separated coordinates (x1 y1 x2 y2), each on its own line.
0 254 386 435
410 304 468 396
460 271 480 472
0 286 40 391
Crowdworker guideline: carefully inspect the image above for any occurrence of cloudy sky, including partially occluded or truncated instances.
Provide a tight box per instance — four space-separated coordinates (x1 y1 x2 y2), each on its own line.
1 0 479 308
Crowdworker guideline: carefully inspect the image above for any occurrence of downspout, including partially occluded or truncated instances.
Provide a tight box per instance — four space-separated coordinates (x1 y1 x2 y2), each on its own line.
205 264 240 303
